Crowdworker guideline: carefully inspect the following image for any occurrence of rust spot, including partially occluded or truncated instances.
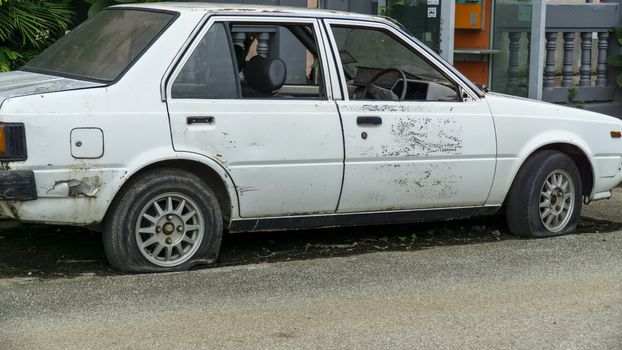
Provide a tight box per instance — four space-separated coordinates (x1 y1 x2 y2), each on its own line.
46 177 101 197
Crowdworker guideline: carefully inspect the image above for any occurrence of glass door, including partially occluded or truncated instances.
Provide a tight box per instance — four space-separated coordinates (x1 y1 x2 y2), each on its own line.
384 0 442 52
490 0 534 97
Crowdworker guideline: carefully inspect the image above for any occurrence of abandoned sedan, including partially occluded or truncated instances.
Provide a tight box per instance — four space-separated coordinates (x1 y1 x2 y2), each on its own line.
0 3 621 272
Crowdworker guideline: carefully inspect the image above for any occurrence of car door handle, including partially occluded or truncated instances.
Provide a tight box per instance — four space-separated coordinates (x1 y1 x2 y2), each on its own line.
357 116 382 126
187 116 215 125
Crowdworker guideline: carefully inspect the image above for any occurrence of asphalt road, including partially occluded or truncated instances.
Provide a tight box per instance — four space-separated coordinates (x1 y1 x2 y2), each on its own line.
583 187 622 223
1 228 621 349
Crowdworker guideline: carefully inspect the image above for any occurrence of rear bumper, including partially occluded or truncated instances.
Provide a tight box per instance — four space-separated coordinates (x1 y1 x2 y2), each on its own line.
0 170 37 200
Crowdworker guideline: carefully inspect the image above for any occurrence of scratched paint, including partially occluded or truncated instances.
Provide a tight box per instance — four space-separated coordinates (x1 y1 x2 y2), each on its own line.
381 117 463 157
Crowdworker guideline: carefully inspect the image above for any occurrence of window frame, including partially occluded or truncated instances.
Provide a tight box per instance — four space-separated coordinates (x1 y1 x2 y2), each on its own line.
322 19 480 102
166 15 334 102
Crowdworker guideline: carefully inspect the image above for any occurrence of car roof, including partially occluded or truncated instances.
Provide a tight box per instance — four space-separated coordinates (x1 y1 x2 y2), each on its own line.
114 2 380 21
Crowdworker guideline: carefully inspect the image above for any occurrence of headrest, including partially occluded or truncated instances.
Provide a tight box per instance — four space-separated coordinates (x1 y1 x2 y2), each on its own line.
245 56 287 94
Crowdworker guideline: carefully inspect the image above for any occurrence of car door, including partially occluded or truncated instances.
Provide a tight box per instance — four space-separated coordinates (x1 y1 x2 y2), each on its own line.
323 20 497 212
166 17 344 218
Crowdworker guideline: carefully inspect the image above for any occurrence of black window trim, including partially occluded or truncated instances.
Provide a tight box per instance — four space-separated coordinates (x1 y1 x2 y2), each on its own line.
21 7 180 86
161 13 210 101
225 22 243 99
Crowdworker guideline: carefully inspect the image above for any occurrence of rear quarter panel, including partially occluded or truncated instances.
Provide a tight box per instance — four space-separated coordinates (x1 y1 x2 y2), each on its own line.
0 11 240 225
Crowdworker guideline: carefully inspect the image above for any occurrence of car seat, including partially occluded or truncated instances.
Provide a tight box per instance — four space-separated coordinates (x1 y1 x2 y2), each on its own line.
244 55 287 96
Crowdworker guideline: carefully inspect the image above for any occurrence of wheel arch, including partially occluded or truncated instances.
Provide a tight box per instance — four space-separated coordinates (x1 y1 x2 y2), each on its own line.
529 143 594 197
503 146 585 237
488 136 596 207
104 157 239 227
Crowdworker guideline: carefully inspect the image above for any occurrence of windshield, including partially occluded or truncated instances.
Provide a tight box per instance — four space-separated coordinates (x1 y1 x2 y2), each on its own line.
23 9 176 83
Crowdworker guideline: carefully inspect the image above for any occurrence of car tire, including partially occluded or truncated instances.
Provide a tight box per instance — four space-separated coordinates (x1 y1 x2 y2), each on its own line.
103 169 223 272
505 150 582 237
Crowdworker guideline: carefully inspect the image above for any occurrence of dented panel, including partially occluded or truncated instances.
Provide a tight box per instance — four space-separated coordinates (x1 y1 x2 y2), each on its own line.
46 177 101 197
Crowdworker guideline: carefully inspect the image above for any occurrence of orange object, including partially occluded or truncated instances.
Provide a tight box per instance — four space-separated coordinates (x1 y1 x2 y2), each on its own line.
453 0 492 85
453 61 488 86
455 4 483 30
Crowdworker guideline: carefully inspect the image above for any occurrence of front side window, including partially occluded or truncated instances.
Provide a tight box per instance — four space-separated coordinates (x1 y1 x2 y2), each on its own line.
330 25 460 102
24 9 176 82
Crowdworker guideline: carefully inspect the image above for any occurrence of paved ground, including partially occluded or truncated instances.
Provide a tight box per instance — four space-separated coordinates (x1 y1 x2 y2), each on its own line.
1 231 620 349
0 194 621 349
582 187 622 223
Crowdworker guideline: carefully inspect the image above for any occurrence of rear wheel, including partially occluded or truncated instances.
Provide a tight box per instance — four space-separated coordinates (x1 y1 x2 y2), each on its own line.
103 169 223 272
505 150 582 237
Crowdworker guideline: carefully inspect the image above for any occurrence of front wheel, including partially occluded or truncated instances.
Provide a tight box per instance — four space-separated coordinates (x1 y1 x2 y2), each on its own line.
103 169 223 272
505 150 582 237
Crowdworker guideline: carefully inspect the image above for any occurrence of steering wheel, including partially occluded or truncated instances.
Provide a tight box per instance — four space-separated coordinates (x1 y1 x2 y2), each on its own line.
362 68 408 101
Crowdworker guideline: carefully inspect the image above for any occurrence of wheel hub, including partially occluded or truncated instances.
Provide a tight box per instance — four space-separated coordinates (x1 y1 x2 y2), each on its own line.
162 222 175 235
153 213 189 248
135 193 204 267
539 170 575 232
549 189 565 213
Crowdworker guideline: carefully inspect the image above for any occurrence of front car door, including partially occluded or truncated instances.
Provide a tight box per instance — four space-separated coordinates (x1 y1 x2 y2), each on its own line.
323 19 497 212
166 16 344 218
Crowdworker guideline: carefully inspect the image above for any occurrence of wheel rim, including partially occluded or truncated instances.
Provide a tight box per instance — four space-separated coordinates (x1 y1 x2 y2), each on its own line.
539 170 575 232
135 192 204 267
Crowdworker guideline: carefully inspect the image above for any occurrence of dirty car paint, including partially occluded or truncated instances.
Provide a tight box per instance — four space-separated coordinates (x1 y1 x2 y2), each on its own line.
381 117 463 157
336 100 496 212
0 71 103 105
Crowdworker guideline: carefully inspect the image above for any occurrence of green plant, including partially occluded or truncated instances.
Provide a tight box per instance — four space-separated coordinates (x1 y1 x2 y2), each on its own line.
0 1 74 71
607 27 622 87
567 86 577 102
0 46 20 71
567 87 584 109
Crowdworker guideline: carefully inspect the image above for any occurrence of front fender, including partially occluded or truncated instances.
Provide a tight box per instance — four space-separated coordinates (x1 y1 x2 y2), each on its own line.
486 130 596 206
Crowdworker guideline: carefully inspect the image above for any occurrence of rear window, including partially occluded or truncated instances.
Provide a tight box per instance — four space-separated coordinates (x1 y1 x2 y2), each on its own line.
23 9 176 83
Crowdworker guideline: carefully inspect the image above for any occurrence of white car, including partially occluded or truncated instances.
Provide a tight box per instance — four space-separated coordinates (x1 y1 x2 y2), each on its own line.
0 3 620 272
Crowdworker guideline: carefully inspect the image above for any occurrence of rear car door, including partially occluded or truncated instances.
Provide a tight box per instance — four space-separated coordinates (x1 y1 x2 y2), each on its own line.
323 20 497 212
166 17 344 218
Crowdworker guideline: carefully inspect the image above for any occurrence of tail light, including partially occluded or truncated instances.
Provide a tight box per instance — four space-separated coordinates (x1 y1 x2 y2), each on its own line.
0 123 27 160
